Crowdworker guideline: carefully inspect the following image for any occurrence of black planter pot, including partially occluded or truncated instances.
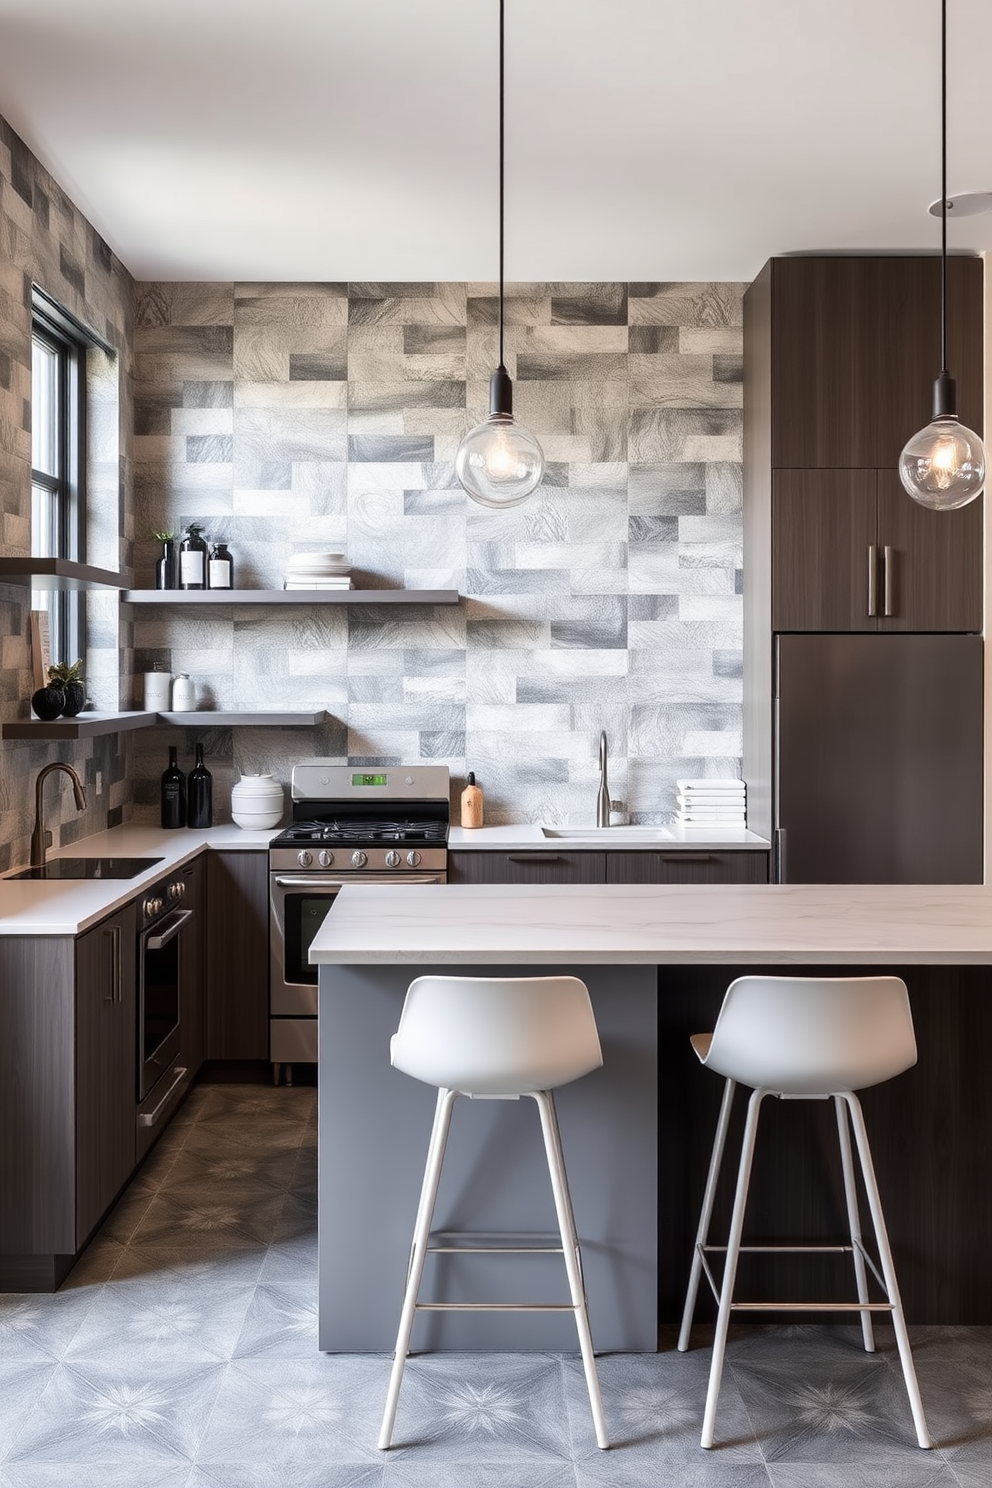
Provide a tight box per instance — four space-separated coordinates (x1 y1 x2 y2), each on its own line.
31 685 65 721
60 682 86 717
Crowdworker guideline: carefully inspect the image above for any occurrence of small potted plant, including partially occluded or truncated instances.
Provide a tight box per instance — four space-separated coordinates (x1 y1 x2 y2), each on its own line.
153 530 178 589
32 660 86 720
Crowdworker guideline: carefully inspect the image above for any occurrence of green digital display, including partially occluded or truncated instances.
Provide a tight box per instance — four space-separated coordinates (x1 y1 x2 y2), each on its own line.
352 773 388 787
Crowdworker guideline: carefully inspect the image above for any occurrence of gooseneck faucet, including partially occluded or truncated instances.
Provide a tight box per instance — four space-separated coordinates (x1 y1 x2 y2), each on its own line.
596 731 610 828
31 762 87 868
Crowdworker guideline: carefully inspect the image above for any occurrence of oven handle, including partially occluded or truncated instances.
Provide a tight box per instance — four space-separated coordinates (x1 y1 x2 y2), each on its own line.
144 908 193 951
138 1067 188 1127
273 875 443 888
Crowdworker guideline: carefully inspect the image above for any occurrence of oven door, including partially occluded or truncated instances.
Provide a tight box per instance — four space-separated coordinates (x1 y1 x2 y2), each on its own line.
269 872 445 1015
137 907 192 1101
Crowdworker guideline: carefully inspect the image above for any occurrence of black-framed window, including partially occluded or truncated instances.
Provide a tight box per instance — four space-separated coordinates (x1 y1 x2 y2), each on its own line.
31 303 87 665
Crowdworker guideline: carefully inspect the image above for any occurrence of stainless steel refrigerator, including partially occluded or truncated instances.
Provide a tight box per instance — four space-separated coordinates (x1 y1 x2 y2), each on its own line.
775 633 983 883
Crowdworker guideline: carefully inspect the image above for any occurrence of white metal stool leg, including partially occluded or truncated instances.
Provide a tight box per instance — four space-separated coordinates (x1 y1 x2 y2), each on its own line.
834 1094 875 1353
532 1090 609 1449
679 1076 736 1352
701 1087 766 1450
379 1087 459 1450
842 1093 932 1450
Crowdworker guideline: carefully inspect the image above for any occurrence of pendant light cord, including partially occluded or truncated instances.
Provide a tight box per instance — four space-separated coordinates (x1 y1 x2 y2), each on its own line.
940 0 947 376
498 0 505 371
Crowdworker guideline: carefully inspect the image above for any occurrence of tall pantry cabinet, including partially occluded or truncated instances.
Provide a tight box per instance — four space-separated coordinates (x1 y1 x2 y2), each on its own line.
743 256 984 879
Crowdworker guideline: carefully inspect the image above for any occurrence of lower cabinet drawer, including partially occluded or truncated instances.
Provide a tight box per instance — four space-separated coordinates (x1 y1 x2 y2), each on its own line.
605 851 769 885
448 851 605 885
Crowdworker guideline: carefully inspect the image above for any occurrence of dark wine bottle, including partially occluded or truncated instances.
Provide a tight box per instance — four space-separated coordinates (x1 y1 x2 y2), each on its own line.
187 742 213 828
160 746 186 829
208 542 234 589
179 522 208 590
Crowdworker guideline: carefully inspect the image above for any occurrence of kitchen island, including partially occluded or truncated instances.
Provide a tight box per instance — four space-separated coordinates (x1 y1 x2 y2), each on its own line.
312 880 992 1351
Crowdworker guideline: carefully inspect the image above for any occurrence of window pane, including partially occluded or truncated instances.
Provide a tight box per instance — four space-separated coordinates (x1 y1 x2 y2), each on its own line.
31 479 58 558
31 336 59 478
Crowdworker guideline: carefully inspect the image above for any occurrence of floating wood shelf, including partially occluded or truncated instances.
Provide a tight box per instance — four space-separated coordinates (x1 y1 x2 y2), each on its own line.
0 558 124 591
2 709 328 739
121 588 459 605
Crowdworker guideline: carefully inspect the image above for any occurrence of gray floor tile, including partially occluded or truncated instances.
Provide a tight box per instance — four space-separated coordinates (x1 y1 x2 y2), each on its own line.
65 1276 256 1365
383 1354 572 1461
0 1465 192 1488
766 1462 958 1488
189 1464 382 1488
913 1359 992 1461
231 1280 318 1359
0 1362 58 1461
387 1464 576 1488
0 1289 100 1362
575 1461 768 1487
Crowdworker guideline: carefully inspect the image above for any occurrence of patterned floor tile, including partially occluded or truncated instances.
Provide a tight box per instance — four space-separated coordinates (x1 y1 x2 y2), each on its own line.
195 1356 386 1472
0 1465 192 1488
5 1359 224 1465
383 1355 572 1461
188 1463 382 1488
0 1362 58 1461
765 1461 958 1487
0 1289 100 1363
256 1234 318 1290
912 1359 992 1461
64 1276 256 1365
385 1462 576 1488
563 1350 762 1462
574 1460 767 1488
231 1280 318 1359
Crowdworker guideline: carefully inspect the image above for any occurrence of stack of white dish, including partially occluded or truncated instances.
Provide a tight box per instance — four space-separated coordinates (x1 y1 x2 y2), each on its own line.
231 773 285 829
675 778 746 827
283 552 352 590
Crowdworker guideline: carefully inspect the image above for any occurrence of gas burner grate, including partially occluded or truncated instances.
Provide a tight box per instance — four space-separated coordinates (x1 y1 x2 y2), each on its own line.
275 817 447 846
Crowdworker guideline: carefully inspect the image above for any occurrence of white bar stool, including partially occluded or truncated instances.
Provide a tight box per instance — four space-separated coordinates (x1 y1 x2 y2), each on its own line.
677 974 931 1451
377 973 609 1451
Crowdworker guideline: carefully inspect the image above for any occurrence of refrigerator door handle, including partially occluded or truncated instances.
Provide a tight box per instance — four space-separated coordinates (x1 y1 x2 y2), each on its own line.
867 544 878 617
883 545 894 617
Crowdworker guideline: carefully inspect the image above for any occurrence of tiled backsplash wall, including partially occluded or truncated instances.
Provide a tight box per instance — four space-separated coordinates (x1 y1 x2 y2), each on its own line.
132 280 745 825
0 119 134 871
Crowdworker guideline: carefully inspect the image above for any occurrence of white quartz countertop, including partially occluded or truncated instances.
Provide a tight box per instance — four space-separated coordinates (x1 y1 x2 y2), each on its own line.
310 881 992 966
447 825 770 850
0 823 276 935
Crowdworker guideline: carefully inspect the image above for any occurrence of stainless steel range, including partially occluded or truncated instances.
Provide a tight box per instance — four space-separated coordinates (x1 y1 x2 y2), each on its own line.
268 764 449 1083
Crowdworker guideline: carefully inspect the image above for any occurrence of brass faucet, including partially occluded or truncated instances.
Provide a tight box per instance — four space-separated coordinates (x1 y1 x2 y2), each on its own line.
31 762 87 868
596 731 610 828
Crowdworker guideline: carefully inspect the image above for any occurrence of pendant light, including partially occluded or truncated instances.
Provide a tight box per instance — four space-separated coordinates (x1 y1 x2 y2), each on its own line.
455 0 544 509
898 0 986 510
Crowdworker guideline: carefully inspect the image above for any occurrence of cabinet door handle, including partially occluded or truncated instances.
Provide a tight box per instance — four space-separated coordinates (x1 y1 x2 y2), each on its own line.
507 854 564 865
867 544 878 617
657 853 714 862
883 545 894 617
104 924 121 1004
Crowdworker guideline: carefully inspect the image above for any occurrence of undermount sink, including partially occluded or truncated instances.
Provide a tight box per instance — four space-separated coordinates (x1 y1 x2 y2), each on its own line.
7 856 164 881
540 827 675 841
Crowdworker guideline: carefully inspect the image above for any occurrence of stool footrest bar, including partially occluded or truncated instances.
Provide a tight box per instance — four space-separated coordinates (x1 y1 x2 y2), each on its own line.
414 1302 578 1312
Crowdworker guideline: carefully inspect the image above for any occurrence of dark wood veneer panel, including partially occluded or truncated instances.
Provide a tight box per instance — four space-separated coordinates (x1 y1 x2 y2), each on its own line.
0 938 75 1252
875 468 982 632
205 851 269 1060
772 469 877 630
605 851 769 885
447 851 606 885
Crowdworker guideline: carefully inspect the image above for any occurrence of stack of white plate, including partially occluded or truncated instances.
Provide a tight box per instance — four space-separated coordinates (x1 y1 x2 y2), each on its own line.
283 552 352 590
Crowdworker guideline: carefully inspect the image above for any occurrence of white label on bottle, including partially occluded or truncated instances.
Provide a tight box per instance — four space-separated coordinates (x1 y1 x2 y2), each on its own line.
180 550 204 584
209 558 231 587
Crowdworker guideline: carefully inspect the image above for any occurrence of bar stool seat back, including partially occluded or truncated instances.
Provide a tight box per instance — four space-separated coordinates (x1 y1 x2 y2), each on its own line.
703 974 917 1094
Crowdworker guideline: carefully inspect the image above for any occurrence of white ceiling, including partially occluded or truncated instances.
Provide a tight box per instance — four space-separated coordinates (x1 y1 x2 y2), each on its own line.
1 0 991 283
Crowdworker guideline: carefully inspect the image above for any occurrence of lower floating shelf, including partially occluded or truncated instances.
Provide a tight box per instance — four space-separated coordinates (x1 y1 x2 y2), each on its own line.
2 709 328 739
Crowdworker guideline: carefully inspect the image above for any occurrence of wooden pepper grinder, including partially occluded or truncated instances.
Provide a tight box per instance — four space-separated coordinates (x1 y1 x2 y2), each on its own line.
460 771 484 829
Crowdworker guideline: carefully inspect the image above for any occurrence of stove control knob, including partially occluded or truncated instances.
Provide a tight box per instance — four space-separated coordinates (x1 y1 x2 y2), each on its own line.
167 880 185 901
351 850 368 868
143 896 164 919
406 850 422 868
384 849 401 869
297 850 313 868
318 850 334 868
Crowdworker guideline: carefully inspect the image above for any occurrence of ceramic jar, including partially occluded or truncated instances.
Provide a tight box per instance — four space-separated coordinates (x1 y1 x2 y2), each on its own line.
230 773 284 829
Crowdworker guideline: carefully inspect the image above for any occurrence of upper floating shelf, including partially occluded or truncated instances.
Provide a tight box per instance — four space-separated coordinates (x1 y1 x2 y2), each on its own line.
0 558 124 591
121 589 460 605
1 709 329 740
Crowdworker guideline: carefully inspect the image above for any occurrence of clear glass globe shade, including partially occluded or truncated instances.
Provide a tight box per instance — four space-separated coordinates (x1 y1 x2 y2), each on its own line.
898 417 986 510
455 414 545 509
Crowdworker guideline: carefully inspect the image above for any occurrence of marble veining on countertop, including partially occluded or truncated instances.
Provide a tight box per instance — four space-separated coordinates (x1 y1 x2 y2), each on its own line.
310 880 992 966
0 823 278 935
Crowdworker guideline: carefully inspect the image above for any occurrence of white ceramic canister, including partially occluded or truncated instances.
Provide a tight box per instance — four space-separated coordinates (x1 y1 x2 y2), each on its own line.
171 674 196 712
142 670 172 711
230 773 284 829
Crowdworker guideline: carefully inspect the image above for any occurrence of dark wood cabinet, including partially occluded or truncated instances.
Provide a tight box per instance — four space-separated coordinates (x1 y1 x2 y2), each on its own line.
448 850 605 885
605 851 768 885
767 256 983 470
178 857 206 1078
205 850 269 1060
772 468 981 632
75 905 137 1244
449 849 769 886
